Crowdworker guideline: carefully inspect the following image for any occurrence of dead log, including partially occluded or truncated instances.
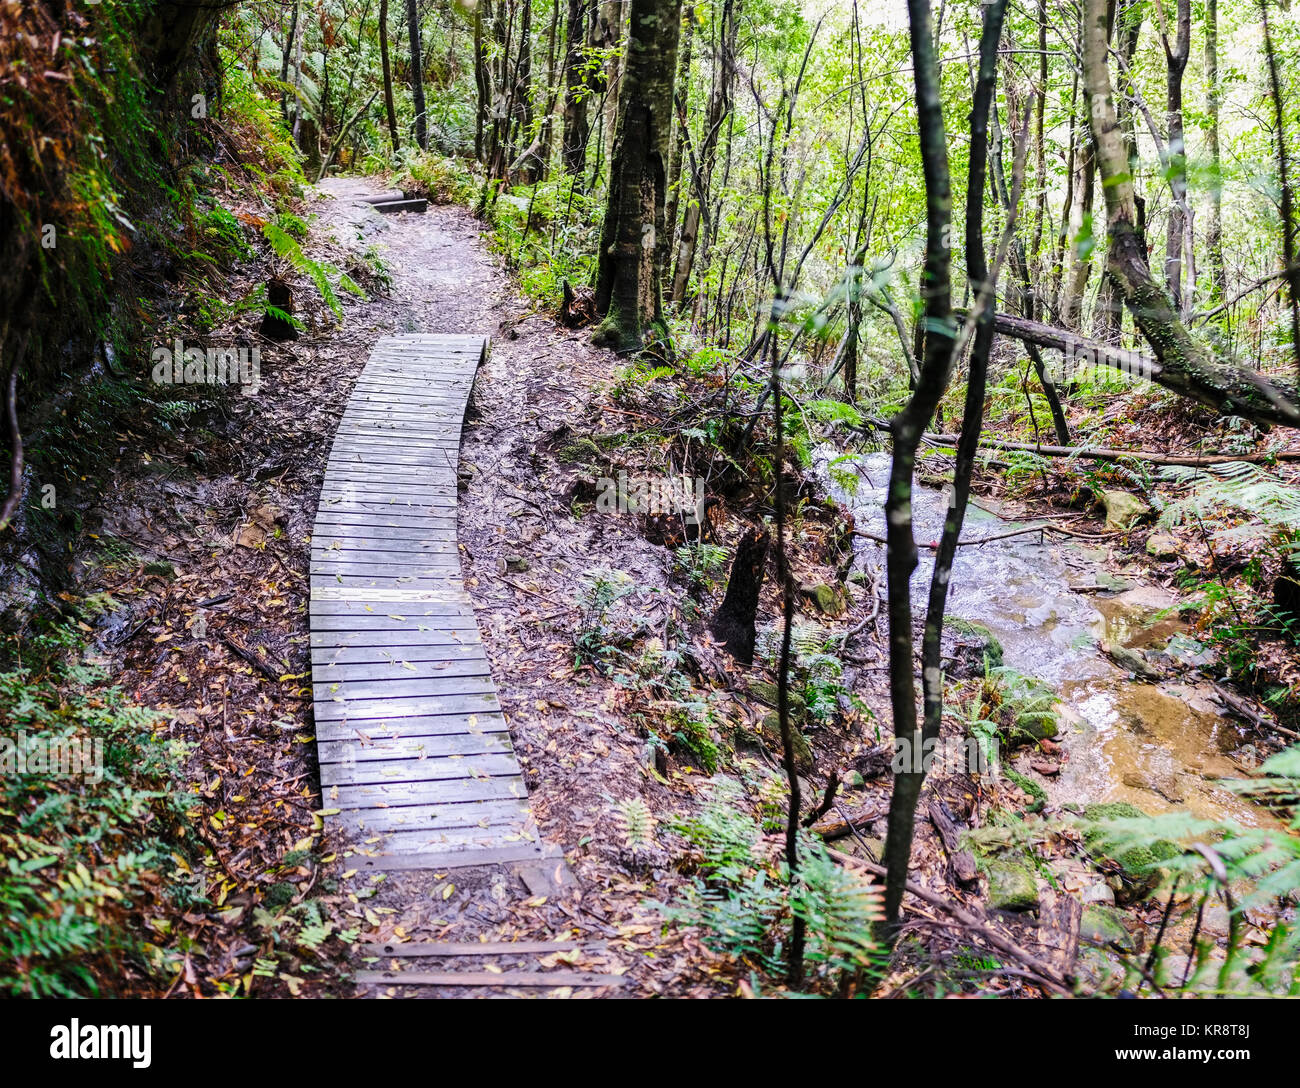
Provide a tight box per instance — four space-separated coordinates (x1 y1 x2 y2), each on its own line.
928 801 978 886
809 803 883 843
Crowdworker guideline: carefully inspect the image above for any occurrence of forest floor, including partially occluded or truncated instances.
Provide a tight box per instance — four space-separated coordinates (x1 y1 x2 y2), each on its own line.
42 174 1298 998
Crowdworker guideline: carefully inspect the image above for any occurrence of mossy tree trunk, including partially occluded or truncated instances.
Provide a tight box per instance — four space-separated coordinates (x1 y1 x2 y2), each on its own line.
592 0 683 352
1081 0 1300 428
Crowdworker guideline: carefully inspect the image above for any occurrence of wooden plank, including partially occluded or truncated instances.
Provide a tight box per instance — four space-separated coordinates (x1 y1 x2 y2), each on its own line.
313 674 497 702
313 712 509 743
317 732 511 764
313 656 489 682
365 940 592 957
325 777 526 808
355 970 624 988
312 692 501 721
347 841 551 869
320 753 520 786
337 799 530 834
311 643 487 666
372 198 429 214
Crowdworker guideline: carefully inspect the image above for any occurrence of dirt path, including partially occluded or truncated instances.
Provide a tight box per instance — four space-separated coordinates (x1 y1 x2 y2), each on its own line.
311 181 716 997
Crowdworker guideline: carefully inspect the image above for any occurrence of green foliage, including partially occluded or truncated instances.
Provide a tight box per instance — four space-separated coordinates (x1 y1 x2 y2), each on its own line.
657 780 882 988
261 221 365 321
395 149 478 204
0 630 197 997
672 542 730 593
962 664 1060 753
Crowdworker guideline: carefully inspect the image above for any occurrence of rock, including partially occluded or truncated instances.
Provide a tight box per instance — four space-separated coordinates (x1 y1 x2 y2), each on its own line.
1082 882 1115 905
802 582 846 617
983 859 1039 913
944 616 1004 678
1004 767 1047 813
1102 642 1164 681
748 679 807 720
503 554 530 573
1081 904 1135 952
759 711 814 774
1082 801 1180 903
1146 532 1181 559
1102 490 1151 531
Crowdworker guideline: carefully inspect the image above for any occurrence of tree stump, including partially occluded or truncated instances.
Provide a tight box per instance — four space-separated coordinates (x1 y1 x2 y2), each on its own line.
259 277 298 342
710 527 769 663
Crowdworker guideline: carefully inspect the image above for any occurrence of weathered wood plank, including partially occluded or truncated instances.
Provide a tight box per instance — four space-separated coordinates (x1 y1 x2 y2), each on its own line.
311 333 536 865
355 970 625 988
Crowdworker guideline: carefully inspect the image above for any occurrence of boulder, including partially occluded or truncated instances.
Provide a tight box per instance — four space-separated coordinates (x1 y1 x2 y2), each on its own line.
1082 801 1180 903
1081 904 1135 952
983 859 1039 912
1145 532 1181 559
944 616 1004 678
1101 490 1151 531
759 711 814 774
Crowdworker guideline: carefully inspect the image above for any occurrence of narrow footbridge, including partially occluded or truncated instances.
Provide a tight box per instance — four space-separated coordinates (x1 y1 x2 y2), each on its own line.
309 334 548 873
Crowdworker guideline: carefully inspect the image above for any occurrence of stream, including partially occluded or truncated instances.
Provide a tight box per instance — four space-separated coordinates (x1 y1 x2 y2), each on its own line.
817 449 1272 829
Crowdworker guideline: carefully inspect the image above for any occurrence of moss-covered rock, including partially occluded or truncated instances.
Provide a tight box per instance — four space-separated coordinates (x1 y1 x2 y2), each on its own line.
1004 767 1047 813
945 616 1004 676
1101 490 1151 531
1082 801 1180 902
748 680 807 720
1080 904 1135 953
759 711 814 774
983 859 1039 912
803 583 846 617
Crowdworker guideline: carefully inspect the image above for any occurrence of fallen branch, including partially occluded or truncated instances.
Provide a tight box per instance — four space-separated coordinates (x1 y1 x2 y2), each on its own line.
219 631 281 681
852 523 1052 549
859 416 1300 467
827 848 1075 996
809 803 883 842
928 801 978 886
1211 681 1300 740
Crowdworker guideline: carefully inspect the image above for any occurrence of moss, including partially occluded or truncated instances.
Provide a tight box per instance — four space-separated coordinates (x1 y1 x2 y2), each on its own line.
1082 802 1180 902
759 711 814 774
263 882 296 907
748 680 807 720
1004 767 1047 813
945 616 1004 669
558 437 603 463
982 859 1039 912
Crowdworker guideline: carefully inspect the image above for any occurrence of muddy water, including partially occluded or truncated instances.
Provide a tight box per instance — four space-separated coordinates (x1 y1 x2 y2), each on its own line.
816 449 1269 827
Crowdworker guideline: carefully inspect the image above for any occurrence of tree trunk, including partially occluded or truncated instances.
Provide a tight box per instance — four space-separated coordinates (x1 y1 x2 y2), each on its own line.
1059 138 1095 330
670 0 738 306
710 528 769 663
663 3 695 282
591 0 683 351
560 0 594 178
406 0 428 150
1204 0 1225 301
1162 0 1191 314
1081 0 1300 428
380 0 401 153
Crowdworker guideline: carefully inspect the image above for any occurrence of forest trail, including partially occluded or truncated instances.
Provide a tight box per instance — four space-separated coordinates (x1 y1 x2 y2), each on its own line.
311 182 663 996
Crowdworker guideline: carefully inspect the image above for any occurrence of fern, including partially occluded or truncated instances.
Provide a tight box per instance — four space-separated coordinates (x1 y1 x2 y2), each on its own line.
1159 461 1300 547
261 221 364 321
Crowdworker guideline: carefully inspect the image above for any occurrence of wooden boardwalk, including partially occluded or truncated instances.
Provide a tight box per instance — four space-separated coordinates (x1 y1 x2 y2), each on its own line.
309 334 546 872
